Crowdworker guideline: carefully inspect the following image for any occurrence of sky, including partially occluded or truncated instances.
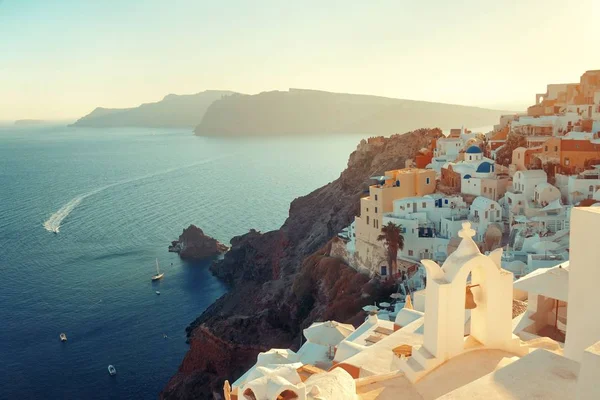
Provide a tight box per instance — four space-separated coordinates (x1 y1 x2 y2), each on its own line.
1 0 599 121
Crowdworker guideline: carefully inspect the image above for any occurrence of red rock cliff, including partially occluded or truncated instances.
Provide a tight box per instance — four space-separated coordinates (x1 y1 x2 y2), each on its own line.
161 128 442 399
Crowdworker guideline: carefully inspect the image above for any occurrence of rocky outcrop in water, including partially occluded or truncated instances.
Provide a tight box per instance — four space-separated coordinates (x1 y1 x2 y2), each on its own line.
169 225 228 260
161 128 443 399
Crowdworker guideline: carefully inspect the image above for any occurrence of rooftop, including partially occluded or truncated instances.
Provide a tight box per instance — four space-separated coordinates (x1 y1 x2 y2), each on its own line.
438 349 578 400
466 146 483 154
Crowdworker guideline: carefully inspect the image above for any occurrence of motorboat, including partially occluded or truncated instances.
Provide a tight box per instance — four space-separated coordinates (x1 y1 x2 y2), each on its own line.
151 258 164 281
155 291 160 295
108 365 117 376
59 333 67 342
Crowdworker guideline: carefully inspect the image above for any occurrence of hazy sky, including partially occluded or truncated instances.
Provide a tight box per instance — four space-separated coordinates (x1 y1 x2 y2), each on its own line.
1 0 599 120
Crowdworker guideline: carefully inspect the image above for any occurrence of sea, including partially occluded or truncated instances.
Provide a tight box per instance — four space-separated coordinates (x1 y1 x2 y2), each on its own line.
0 125 364 399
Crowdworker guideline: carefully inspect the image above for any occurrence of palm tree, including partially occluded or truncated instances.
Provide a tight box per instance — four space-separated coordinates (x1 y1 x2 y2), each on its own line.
378 222 404 279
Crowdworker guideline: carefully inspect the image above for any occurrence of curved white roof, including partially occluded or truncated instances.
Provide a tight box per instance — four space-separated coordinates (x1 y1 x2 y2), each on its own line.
304 368 356 400
471 196 500 209
535 182 558 192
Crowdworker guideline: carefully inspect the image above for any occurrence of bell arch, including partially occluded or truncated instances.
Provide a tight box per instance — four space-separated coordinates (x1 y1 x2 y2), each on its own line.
421 222 515 361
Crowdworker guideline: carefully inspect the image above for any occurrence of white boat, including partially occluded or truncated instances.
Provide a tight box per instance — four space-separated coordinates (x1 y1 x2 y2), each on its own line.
59 333 67 342
155 291 160 295
108 365 117 376
151 258 164 281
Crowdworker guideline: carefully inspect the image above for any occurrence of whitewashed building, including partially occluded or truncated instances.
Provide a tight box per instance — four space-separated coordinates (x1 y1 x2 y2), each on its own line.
469 196 503 242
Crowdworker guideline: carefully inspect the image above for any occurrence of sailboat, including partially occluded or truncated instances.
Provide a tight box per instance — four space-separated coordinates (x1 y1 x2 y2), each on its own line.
151 258 164 281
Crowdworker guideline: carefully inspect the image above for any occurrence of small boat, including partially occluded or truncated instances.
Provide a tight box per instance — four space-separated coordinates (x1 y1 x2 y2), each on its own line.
155 291 160 295
151 258 164 281
108 365 117 376
59 333 67 342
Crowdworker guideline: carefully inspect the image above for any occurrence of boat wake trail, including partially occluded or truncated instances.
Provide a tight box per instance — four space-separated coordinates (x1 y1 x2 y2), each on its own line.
43 157 223 233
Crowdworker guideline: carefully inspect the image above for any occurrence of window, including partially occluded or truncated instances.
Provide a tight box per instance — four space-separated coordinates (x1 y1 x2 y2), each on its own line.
485 211 488 219
497 210 500 218
381 266 387 276
426 177 431 184
408 250 414 256
518 153 521 159
590 186 594 192
422 202 426 208
366 208 369 212
491 204 494 209
554 146 558 152
375 195 378 201
483 187 487 193
375 207 378 214
445 199 449 204
396 180 400 187
545 146 548 151
565 158 570 166
367 216 370 224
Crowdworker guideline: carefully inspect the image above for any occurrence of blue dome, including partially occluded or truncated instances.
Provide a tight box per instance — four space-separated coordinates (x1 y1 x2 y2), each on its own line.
463 174 472 179
466 145 483 154
476 161 493 173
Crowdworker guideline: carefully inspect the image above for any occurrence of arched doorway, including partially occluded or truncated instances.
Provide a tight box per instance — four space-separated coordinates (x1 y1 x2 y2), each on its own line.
277 389 299 400
243 388 257 400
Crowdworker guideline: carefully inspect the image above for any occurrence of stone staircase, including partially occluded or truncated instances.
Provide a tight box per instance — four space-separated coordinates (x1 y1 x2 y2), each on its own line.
396 345 442 382
397 337 527 382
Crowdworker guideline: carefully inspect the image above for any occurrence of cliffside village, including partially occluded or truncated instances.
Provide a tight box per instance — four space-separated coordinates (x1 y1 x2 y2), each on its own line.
223 70 600 400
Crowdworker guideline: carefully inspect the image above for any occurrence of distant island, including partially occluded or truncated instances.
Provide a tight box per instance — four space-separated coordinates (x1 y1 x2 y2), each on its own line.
14 119 45 126
194 89 509 136
72 88 509 135
71 90 236 128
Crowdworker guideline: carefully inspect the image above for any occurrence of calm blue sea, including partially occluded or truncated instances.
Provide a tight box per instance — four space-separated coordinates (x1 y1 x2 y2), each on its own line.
0 126 362 399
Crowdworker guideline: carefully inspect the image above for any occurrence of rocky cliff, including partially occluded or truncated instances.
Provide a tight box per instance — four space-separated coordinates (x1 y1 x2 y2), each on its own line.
170 225 228 260
195 89 506 136
161 128 443 399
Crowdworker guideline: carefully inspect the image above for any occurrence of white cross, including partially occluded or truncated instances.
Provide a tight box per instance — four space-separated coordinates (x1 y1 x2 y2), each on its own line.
459 221 476 239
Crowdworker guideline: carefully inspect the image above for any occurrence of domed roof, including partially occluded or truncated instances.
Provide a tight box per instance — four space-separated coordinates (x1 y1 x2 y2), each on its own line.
476 161 493 173
466 145 482 154
463 174 472 179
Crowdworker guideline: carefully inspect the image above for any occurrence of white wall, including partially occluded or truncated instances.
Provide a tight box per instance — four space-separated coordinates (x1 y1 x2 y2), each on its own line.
564 208 600 361
462 177 482 197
